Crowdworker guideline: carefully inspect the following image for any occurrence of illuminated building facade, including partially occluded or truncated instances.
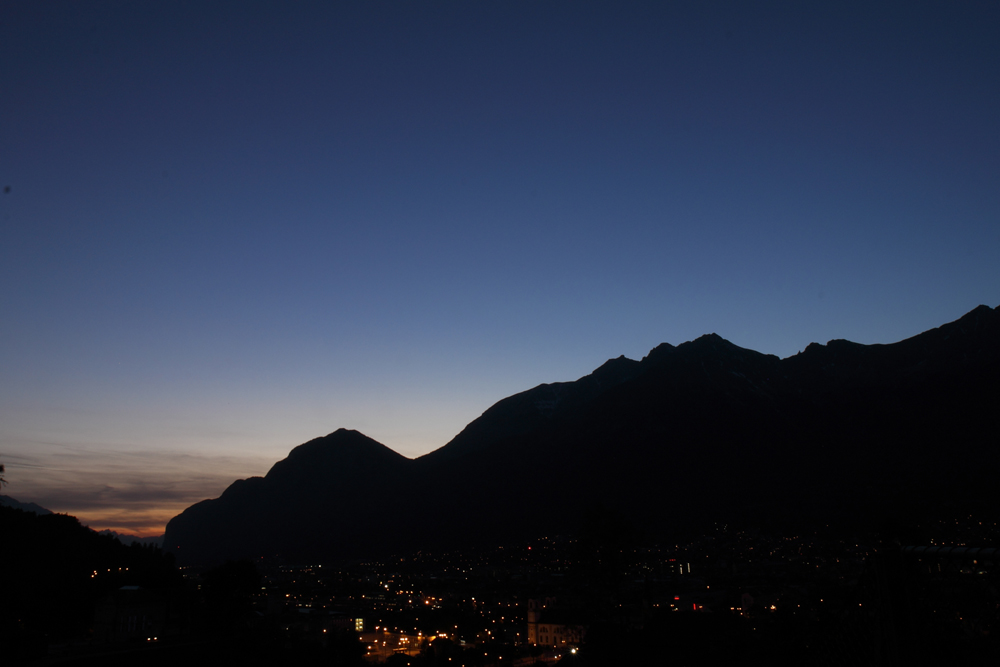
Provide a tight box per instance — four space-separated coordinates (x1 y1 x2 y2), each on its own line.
526 598 586 647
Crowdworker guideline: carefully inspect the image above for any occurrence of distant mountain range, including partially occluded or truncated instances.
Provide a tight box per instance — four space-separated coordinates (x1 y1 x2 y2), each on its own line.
1 494 52 516
96 529 164 548
164 305 1000 564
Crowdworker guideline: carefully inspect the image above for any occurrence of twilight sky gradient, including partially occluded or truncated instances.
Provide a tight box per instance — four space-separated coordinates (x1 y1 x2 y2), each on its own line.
2 1 998 535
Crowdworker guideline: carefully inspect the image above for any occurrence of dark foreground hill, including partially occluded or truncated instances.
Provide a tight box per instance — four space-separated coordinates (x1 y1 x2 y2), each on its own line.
164 305 1000 564
0 505 178 661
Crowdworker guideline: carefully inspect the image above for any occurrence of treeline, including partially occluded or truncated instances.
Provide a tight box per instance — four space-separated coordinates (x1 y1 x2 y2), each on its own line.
1 505 178 661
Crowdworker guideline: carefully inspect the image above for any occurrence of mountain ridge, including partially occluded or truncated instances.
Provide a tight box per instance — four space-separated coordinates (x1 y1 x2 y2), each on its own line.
164 305 1000 564
0 494 53 516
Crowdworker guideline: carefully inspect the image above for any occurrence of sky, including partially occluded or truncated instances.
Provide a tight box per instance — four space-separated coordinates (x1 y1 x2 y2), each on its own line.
2 1 998 536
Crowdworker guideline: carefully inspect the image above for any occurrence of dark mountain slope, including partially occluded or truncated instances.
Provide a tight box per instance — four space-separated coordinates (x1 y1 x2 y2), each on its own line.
166 429 414 563
420 354 643 465
164 305 1000 564
416 334 796 547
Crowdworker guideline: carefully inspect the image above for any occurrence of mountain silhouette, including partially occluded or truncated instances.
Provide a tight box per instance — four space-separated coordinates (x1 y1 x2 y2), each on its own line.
0 494 53 515
164 305 1000 564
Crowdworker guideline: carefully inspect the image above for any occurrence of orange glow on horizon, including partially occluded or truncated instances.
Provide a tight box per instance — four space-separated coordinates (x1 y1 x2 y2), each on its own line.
65 506 183 538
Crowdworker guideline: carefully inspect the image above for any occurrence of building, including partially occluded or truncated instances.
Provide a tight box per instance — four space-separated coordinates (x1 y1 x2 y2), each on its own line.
526 598 586 647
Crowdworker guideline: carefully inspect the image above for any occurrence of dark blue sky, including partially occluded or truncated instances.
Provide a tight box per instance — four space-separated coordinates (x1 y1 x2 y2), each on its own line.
2 1 998 534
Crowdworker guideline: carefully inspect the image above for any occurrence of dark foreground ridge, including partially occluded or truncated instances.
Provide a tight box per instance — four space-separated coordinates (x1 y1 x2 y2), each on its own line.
164 305 1000 565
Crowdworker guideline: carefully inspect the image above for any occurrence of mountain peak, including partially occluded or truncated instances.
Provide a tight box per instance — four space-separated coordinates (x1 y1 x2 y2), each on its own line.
950 303 997 330
589 354 641 383
682 332 738 349
283 429 408 466
640 342 675 365
656 333 777 363
642 333 781 368
679 332 729 352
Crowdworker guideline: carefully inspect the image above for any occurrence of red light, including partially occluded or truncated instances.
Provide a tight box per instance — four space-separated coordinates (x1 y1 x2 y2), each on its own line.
693 603 697 611
674 596 680 600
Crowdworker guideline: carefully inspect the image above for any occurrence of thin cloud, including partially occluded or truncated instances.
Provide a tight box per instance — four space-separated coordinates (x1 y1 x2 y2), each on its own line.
3 444 275 536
